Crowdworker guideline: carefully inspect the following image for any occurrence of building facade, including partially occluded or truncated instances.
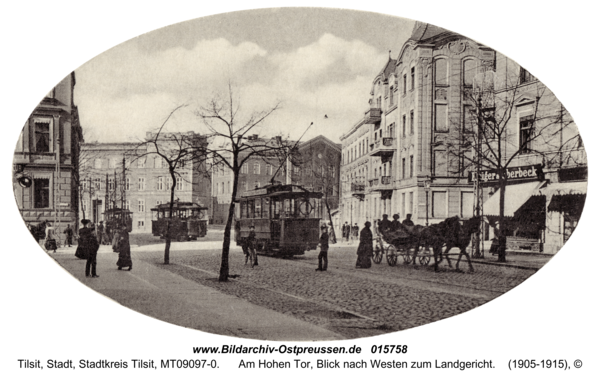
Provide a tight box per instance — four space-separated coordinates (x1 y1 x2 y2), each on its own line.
13 72 83 232
79 132 210 233
339 22 586 254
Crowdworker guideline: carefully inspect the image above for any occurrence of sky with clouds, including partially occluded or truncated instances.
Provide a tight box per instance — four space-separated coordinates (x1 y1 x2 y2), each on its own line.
74 8 414 144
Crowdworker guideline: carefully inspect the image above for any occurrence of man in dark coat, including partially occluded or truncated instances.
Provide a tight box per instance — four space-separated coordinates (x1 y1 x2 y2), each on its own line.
391 214 401 232
356 221 373 268
379 214 392 236
115 226 132 271
80 220 100 277
316 224 329 271
402 214 415 227
342 222 349 243
63 224 74 247
246 225 258 267
352 223 359 241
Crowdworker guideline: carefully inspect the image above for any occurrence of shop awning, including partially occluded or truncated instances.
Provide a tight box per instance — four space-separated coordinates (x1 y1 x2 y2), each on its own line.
543 181 587 214
483 181 546 217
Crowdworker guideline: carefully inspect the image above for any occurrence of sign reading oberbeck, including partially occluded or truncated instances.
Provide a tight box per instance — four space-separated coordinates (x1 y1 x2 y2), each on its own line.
468 164 543 185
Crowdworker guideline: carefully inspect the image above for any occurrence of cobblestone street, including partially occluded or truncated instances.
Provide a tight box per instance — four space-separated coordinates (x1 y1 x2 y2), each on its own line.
145 244 537 339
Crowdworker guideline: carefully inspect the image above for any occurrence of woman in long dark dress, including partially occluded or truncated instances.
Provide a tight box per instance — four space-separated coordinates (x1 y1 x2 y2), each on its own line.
355 221 373 268
114 226 132 271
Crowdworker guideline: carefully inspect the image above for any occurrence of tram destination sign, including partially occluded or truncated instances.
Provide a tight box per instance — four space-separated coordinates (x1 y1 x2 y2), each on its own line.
468 164 543 185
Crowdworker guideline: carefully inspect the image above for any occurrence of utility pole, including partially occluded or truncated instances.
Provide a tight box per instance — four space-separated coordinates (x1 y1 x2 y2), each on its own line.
472 95 484 259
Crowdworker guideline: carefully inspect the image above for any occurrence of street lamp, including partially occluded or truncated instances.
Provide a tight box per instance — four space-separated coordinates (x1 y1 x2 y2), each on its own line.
424 177 431 226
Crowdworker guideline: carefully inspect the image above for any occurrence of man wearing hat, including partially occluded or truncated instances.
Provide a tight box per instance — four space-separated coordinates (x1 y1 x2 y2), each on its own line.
77 219 100 277
316 224 329 271
402 214 414 227
391 214 401 232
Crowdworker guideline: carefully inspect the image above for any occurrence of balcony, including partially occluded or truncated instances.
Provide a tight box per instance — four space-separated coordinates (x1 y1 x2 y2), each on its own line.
369 176 392 191
364 108 382 124
350 182 365 199
369 137 395 158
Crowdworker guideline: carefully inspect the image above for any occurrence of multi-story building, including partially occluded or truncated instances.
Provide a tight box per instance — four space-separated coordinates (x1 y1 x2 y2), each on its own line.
340 22 586 254
79 132 210 233
211 135 342 224
13 72 83 231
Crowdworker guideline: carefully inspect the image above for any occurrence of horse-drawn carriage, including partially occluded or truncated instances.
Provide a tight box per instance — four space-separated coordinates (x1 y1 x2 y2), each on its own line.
372 223 432 266
372 216 482 272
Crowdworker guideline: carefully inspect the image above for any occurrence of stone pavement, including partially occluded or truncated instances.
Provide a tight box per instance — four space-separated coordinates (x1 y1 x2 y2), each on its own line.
50 246 344 341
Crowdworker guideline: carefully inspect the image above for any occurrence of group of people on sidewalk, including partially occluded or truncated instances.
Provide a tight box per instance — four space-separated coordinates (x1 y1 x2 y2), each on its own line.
74 219 132 278
340 222 359 243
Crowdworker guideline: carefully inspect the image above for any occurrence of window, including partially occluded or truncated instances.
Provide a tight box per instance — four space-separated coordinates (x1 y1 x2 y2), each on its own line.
93 178 101 190
411 67 415 90
176 177 183 191
125 200 130 210
402 115 406 137
109 158 117 169
167 177 172 190
403 74 407 95
33 178 50 208
461 192 474 218
220 182 224 194
125 178 130 191
156 200 162 206
294 166 299 175
519 115 535 152
401 193 406 218
242 163 248 174
138 221 145 228
389 85 394 105
108 178 115 190
34 122 51 153
227 181 230 193
408 192 414 215
157 176 164 191
432 191 447 218
434 59 448 85
377 96 382 108
138 177 145 191
434 150 447 176
266 164 273 176
94 159 103 169
162 159 168 169
435 104 448 132
137 158 146 168
409 155 414 177
410 110 414 134
519 67 534 84
138 199 145 212
402 158 406 179
463 59 476 87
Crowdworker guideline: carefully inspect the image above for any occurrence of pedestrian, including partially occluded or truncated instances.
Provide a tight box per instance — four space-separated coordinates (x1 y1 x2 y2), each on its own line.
352 223 359 242
97 221 105 244
81 219 100 277
342 222 349 243
44 223 58 253
246 225 258 267
114 226 132 271
75 219 89 259
355 221 373 269
316 224 329 271
63 224 74 247
402 213 415 227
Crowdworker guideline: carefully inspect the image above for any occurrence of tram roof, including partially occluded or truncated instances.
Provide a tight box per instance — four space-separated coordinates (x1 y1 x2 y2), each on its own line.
103 207 132 214
151 202 208 211
240 184 323 199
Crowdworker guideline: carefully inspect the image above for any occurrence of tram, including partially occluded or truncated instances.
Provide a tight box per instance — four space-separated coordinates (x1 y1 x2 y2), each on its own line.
103 207 133 233
235 183 324 256
151 201 208 241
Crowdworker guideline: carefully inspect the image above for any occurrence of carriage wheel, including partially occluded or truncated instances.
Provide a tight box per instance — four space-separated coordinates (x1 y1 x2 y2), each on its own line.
373 244 383 264
386 245 398 266
419 246 431 266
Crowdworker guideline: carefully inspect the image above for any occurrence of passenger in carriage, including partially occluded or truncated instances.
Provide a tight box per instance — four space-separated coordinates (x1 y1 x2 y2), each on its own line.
379 214 392 235
402 214 414 227
390 214 401 232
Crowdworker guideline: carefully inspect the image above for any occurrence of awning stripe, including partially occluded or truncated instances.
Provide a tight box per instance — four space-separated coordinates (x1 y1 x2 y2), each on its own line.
483 181 546 217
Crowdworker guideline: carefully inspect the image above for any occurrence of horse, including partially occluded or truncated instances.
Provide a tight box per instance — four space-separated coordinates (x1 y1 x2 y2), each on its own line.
418 216 481 272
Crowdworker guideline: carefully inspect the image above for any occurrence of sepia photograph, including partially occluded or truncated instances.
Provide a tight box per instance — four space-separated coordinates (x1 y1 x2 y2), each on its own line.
3 0 598 376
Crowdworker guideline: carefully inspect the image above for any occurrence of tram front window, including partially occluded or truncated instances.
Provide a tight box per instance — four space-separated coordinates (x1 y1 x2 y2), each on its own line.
271 198 281 219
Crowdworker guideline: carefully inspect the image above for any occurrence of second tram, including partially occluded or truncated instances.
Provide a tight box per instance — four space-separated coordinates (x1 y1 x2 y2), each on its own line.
235 183 324 256
151 202 208 241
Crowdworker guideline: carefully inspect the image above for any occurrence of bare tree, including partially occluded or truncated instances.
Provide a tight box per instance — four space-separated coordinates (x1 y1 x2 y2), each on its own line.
446 68 581 262
193 83 289 281
131 105 201 264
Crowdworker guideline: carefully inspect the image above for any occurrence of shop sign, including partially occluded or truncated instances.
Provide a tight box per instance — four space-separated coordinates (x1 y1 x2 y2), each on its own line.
468 164 542 184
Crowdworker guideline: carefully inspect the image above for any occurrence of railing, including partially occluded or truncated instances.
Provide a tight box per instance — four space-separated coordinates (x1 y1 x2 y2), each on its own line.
369 179 379 187
364 108 382 124
381 176 392 185
351 183 365 192
382 137 394 147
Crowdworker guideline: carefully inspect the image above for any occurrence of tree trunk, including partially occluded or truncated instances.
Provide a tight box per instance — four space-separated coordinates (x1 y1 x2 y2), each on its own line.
219 168 239 282
324 195 336 244
497 175 507 263
164 170 176 265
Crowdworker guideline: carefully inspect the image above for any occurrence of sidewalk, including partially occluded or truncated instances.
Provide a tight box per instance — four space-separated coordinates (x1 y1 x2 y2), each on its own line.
50 247 343 341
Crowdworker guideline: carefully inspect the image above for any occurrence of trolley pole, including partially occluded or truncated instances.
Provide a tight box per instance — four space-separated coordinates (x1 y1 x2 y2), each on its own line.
472 96 484 259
